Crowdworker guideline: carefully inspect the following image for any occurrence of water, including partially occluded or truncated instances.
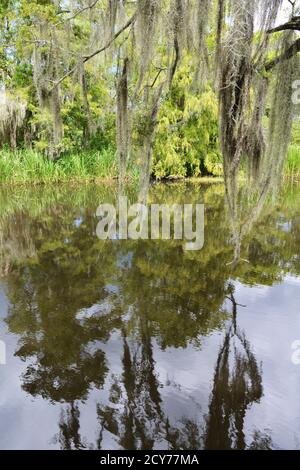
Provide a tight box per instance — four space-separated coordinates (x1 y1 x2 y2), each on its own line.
0 182 299 450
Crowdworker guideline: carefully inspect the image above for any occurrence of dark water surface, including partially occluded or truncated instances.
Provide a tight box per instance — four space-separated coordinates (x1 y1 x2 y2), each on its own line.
0 182 299 450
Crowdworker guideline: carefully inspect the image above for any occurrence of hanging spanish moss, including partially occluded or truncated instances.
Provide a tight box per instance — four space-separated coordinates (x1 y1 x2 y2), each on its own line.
219 0 255 216
263 31 300 190
109 0 118 38
50 32 64 159
138 83 164 203
133 0 213 200
196 0 210 52
78 59 93 145
218 1 284 208
245 75 268 181
32 23 50 111
217 0 286 266
194 0 210 87
32 24 63 160
244 1 282 180
250 0 283 68
216 0 225 70
117 57 130 189
168 0 211 88
0 89 26 149
135 0 162 94
168 0 185 85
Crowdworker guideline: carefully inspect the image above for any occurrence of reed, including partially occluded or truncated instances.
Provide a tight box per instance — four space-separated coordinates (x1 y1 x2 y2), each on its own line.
0 148 125 185
285 145 300 179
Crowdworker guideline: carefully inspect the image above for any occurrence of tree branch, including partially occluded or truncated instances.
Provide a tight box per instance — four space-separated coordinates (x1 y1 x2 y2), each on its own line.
55 0 101 26
264 37 300 71
51 13 137 90
267 16 300 34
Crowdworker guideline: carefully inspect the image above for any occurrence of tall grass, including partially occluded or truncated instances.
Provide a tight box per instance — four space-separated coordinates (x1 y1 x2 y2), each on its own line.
0 148 136 185
285 145 300 179
2 145 300 185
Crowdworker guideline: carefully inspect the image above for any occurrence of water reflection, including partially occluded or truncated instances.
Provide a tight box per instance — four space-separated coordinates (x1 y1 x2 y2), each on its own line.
205 288 263 450
0 182 299 449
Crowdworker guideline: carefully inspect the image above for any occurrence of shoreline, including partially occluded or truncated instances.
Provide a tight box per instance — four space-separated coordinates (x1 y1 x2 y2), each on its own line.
0 174 298 188
0 175 224 188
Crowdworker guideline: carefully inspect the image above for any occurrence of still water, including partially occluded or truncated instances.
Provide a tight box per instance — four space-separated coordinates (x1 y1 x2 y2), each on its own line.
0 182 299 450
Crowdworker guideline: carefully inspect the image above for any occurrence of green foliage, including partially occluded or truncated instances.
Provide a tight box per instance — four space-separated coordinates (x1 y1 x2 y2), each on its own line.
153 59 221 179
60 71 116 153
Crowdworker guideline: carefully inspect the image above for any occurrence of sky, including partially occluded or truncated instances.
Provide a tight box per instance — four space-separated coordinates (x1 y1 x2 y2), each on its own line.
277 0 298 24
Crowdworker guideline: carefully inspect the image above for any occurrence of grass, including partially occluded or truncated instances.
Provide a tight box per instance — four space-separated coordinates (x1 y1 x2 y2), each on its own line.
2 145 300 186
285 145 300 179
0 148 134 185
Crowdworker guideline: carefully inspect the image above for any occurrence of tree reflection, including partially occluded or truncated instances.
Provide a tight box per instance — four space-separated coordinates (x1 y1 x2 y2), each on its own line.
58 402 85 450
205 286 267 450
0 183 298 449
97 327 163 450
4 203 122 403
